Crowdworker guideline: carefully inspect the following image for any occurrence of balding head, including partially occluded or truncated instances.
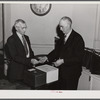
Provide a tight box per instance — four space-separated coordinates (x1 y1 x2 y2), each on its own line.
59 16 72 27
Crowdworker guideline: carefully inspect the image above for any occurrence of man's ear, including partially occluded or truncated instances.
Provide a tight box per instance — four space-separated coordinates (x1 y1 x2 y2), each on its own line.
15 25 18 31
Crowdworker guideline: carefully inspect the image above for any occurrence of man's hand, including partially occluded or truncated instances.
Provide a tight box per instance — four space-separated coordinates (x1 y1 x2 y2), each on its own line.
53 59 64 67
38 56 48 63
31 59 39 65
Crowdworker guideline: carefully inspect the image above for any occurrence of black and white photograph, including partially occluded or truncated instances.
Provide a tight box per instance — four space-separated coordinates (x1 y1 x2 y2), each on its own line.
1 1 100 98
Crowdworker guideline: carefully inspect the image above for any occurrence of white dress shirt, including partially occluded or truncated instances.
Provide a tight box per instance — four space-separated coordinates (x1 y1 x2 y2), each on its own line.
64 29 72 43
16 32 30 58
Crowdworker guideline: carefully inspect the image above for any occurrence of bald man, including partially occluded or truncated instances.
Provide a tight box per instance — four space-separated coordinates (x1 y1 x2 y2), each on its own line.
5 19 39 82
39 16 85 90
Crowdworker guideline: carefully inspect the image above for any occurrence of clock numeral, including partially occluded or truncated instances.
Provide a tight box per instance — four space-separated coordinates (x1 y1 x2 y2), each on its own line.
30 4 52 16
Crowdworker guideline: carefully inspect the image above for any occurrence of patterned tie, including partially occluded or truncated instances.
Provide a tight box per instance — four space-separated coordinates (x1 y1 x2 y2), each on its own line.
22 35 28 55
64 35 67 44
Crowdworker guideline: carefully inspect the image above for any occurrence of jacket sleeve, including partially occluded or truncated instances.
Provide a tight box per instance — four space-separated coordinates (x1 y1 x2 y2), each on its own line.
47 49 56 62
47 39 62 62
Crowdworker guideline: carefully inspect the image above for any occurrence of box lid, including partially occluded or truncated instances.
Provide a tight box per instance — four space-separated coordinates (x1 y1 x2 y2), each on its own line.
36 64 58 72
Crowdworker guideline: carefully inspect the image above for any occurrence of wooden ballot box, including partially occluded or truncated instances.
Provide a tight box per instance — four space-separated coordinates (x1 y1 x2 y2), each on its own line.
23 68 46 88
36 64 58 84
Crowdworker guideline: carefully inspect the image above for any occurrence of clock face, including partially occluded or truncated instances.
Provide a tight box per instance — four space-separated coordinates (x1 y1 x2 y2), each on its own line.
30 4 52 16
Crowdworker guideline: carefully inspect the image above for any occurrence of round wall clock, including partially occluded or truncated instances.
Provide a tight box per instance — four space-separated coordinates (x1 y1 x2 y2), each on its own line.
30 4 52 16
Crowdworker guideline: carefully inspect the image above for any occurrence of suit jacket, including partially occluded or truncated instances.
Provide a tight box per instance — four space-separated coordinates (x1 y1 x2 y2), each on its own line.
6 32 34 81
47 30 85 79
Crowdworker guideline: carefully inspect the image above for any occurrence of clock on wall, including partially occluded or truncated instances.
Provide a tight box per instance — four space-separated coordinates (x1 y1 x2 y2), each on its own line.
30 4 52 16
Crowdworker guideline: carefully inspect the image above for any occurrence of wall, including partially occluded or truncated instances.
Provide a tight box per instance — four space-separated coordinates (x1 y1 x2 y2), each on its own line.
0 4 3 42
4 3 98 55
93 4 100 50
72 4 97 48
4 4 11 42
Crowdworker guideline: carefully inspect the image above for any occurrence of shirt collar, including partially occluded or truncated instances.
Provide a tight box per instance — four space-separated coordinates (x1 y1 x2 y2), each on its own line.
16 32 23 38
65 29 72 38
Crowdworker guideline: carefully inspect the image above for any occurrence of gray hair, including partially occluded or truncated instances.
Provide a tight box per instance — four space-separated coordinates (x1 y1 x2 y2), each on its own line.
14 19 26 27
60 16 72 25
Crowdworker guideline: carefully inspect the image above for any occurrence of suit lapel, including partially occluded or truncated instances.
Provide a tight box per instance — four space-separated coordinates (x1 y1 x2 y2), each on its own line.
13 33 26 53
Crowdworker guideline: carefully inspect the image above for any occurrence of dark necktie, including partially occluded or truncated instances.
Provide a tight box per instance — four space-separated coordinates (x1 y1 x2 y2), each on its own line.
22 35 28 55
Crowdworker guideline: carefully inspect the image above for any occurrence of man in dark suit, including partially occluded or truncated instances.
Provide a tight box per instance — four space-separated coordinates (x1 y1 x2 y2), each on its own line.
5 19 39 83
39 16 85 90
